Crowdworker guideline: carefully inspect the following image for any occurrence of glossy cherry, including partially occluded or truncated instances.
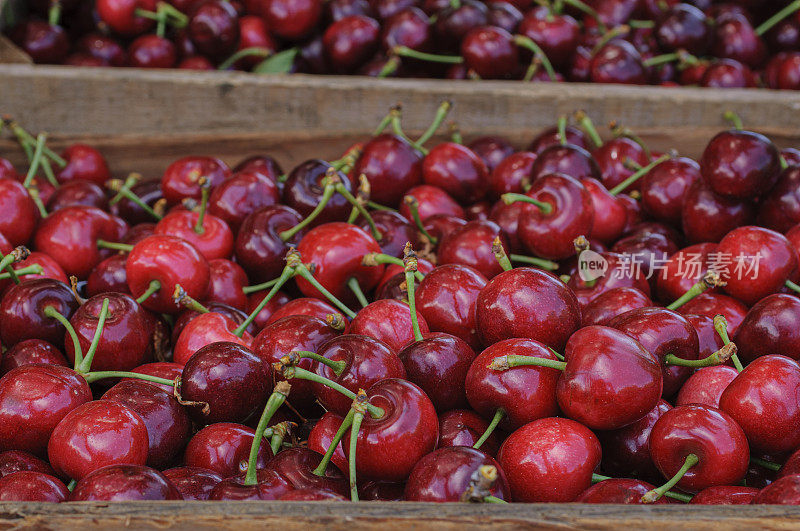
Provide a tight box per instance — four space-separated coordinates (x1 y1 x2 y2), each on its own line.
675 365 738 408
184 422 272 478
160 156 231 206
353 134 423 207
70 464 181 501
0 339 67 376
681 181 755 244
235 205 304 283
0 279 78 348
437 409 501 456
700 129 780 199
0 471 69 502
162 467 223 501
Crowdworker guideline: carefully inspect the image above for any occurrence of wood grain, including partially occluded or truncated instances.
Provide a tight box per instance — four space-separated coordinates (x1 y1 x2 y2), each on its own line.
1 501 799 530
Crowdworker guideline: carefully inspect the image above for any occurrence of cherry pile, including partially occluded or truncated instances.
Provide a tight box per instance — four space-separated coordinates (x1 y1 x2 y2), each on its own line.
7 0 800 89
1 103 800 505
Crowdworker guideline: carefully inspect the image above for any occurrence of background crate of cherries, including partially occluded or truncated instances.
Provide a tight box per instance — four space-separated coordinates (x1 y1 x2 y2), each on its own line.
5 0 800 89
1 101 800 507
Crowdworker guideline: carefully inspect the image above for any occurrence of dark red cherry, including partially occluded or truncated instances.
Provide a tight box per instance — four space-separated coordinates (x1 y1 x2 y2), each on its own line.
163 467 222 500
590 40 648 85
758 167 800 232
161 156 231 206
323 15 381 73
70 464 181 501
327 0 375 21
434 0 488 53
468 136 515 174
353 134 423 207
582 287 651 327
184 422 272 477
235 205 304 283
576 478 667 504
530 144 600 182
207 171 280 233
700 130 780 200
498 417 601 502
75 33 127 66
0 471 68 502
282 160 353 226
261 0 322 41
359 211 418 259
518 7 579 68
0 279 78 348
264 298 341 326
529 124 589 154
736 294 800 364
700 58 757 88
262 447 348 497
593 137 649 193
655 4 710 55
400 185 465 221
180 342 270 424
438 409 501 456
348 299 428 353
422 143 489 205
461 26 519 79
203 258 248 310
55 145 110 186
187 0 240 61
489 151 536 199
128 35 177 68
110 181 163 226
476 267 581 350
752 475 800 505
307 412 349 474
381 7 432 53
681 181 755 244
689 485 758 505
47 180 108 212
95 0 156 36
8 20 69 64
438 220 509 279
0 339 67 376
679 293 748 336
711 14 766 69
405 447 510 502
675 365 737 408
655 243 717 304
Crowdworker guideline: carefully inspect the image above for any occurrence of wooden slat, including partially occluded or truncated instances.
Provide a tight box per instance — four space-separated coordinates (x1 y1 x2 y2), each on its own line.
1 501 799 530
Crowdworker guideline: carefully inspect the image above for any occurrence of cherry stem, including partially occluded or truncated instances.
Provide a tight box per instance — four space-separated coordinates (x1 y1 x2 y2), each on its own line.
392 46 464 65
377 56 402 78
96 240 134 253
244 382 291 486
666 271 723 310
44 305 82 366
629 19 655 29
234 264 295 336
0 246 28 284
780 155 789 170
611 122 652 159
109 174 139 205
282 351 346 376
82 371 176 386
269 422 292 455
367 200 396 212
193 179 210 234
293 263 358 319
784 279 800 295
404 243 424 342
347 277 370 309
9 122 66 168
751 457 782 472
488 355 567 372
483 496 507 504
609 154 670 196
28 186 49 218
135 279 161 305
548 346 565 361
473 409 504 451
510 254 560 271
450 122 463 144
279 174 338 242
373 110 394 136
67 480 76 492
723 110 743 131
403 196 438 244
416 100 452 147
664 342 737 368
362 253 424 281
242 277 280 295
76 298 109 374
592 473 692 503
313 409 354 477
501 193 554 214
641 453 699 503
23 133 46 189
561 0 606 32
48 1 62 25
335 183 382 241
0 263 43 280
106 180 163 220
756 0 800 36
172 284 210 314
279 365 384 419
557 115 568 146
713 315 744 373
642 52 683 68
349 393 368 502
492 237 513 272
390 107 427 154
218 47 273 70
575 110 604 148
512 35 557 81
592 24 630 55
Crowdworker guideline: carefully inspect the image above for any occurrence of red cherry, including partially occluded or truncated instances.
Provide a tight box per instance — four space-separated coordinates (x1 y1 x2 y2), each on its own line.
531 144 600 181
489 151 537 199
700 130 780 199
96 0 157 36
128 34 177 68
582 287 652 326
752 475 800 505
438 220 510 279
160 156 231 206
128 362 184 393
580 178 627 245
184 422 272 477
576 478 667 504
353 134 423 207
0 179 38 246
8 20 69 64
208 170 280 233
405 447 510 501
0 279 79 351
162 466 222 501
640 157 701 226
689 485 758 505
399 185 465 221
461 26 519 79
0 339 67 376
468 136 515 173
675 365 738 408
47 180 108 212
655 243 718 304
681 181 755 244
422 143 489 205
498 417 601 502
204 258 248 310
264 298 341 326
70 464 181 501
322 15 381 73
0 471 68 502
649 404 749 492
55 145 110 185
48 400 149 481
593 137 649 192
348 299 428 352
590 40 648 85
187 0 240 62
307 412 349 474
75 33 127 66
261 0 322 41
437 409 501 456
235 205 304 283
518 7 579 68
758 167 800 232
154 209 234 261
735 294 800 364
678 292 748 336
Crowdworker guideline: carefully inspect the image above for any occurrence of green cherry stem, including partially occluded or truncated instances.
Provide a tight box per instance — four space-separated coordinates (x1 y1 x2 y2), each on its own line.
415 100 452 147
561 0 606 32
106 179 163 221
392 46 464 65
244 381 291 486
76 298 110 374
512 35 557 81
483 496 508 504
0 246 29 284
96 240 134 253
756 0 800 36
362 253 424 281
501 193 553 214
751 457 782 472
404 243 424 342
347 277 370 309
0 263 43 280
269 421 294 455
488 355 566 372
335 182 383 241
278 365 384 419
390 107 427 154
666 271 725 311
641 454 699 504
242 277 280 295
22 133 46 189
574 110 603 148
403 196 438 244
492 237 513 272
279 171 338 242
609 154 670 196
172 284 210 314
713 315 744 372
9 121 66 168
313 409 355 477
44 305 83 367
109 174 140 205
557 115 568 146
510 254 559 271
293 263 358 319
82 371 176 386
348 390 369 502
218 47 273 70
193 178 210 235
135 280 161 305
664 342 737 368
377 55 402 78
723 110 744 131
366 200 396 212
281 351 346 376
233 263 296 336
450 122 463 144
27 186 49 218
784 279 800 295
473 409 505 451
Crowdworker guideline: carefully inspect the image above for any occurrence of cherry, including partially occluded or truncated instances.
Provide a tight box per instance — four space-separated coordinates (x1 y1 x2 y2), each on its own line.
593 137 650 193
228 15 277 69
433 0 488 53
681 181 755 244
111 181 164 226
102 380 192 469
422 143 489 205
307 412 349 474
781 449 800 478
675 365 738 408
295 223 384 306
640 157 701 226
204 258 248 310
405 447 510 502
327 0 375 21
716 226 798 305
261 0 322 41
590 40 648 85
700 129 780 199
70 464 181 501
128 34 178 68
438 220 509 279
1 339 67 376
758 167 800 232
530 144 600 182
0 471 68 502
720 355 800 455
655 4 710 55
0 179 38 246
47 180 108 212
468 136 515 174
155 208 234 261
348 299 429 352
161 156 231 206
129 362 184 393
655 243 718 304
54 145 110 186
75 33 127 66
400 185 465 221
163 467 223 500
582 287 652 326
95 0 156 36
126 234 210 314
282 161 352 226
597 400 672 483
180 342 270 424
649 404 750 492
477 267 581 350
735 294 800 364
264 298 340 325
438 409 501 456
353 134 423 207
498 417 601 502
488 151 536 200
8 20 69 64
48 399 150 480
711 13 766 69
235 205 304 283
280 489 347 501
689 485 759 505
518 7 579 69
311 334 406 416
700 58 757 88
324 15 381 73
752 475 800 504
184 423 272 477
357 211 416 259
0 279 79 348
260 447 348 497
576 479 668 504
344 378 438 482
171 302 252 347
679 292 748 337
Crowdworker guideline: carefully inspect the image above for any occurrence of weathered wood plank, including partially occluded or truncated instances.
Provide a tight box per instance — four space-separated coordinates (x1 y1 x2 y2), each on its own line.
1 501 799 531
